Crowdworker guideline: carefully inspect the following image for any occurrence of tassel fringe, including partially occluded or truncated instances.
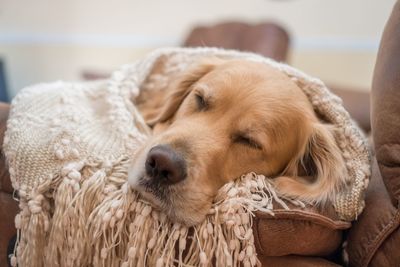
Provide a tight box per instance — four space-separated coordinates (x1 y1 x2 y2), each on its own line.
11 157 296 267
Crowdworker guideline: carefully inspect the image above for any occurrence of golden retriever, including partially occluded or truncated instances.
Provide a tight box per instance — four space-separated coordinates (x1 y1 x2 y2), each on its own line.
128 58 347 226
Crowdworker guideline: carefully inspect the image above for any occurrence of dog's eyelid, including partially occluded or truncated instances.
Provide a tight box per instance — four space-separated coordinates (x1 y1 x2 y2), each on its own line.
232 134 263 150
194 93 209 110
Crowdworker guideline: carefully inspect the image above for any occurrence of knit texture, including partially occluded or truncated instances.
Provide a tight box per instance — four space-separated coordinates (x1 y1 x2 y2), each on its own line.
4 47 371 267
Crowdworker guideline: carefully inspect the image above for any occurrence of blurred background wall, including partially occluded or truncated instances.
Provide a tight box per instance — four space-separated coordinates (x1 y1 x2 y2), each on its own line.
0 0 396 98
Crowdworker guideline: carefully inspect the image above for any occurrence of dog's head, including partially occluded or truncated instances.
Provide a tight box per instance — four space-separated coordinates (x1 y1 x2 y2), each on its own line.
129 58 347 226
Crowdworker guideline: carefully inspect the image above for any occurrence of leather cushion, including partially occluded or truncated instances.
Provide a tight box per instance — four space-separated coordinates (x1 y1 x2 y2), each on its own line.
254 202 350 258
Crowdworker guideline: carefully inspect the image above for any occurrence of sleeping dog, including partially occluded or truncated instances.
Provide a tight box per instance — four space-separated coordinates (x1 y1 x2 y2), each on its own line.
128 58 347 226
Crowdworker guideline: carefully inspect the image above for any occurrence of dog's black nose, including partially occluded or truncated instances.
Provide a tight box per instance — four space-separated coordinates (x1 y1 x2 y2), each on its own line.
145 145 187 184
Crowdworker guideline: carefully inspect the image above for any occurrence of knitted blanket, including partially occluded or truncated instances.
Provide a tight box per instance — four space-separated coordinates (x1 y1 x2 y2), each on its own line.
4 47 371 267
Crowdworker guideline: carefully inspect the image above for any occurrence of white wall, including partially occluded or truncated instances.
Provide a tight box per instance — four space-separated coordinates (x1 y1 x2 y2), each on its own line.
0 0 396 97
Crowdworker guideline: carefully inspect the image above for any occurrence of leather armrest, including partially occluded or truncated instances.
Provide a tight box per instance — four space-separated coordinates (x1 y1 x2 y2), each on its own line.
371 0 400 205
346 158 400 266
343 2 400 266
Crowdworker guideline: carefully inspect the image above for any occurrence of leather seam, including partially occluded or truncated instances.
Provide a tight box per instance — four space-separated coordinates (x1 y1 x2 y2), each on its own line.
379 162 400 169
256 210 350 230
361 208 400 266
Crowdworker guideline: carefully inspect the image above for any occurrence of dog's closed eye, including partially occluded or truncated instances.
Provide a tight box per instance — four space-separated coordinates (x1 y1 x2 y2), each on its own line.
195 93 208 111
232 134 262 150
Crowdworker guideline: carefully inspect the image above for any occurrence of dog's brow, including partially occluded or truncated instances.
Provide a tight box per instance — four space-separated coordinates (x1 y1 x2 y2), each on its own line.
195 84 213 101
195 83 210 93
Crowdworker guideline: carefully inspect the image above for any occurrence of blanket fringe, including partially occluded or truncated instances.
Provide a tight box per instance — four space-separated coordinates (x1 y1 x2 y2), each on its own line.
11 156 295 267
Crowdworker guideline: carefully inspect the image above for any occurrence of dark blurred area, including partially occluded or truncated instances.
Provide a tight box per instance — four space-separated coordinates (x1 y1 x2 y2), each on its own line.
0 60 9 102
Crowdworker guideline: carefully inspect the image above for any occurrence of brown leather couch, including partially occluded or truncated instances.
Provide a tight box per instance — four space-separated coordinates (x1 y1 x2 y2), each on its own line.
1 2 399 266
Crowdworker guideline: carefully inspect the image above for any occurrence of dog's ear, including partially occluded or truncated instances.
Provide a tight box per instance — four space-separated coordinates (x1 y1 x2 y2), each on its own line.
147 59 220 127
274 123 348 204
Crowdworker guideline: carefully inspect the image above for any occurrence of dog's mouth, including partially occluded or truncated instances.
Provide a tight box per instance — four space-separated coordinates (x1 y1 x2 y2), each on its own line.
133 177 168 207
136 174 193 214
131 174 211 226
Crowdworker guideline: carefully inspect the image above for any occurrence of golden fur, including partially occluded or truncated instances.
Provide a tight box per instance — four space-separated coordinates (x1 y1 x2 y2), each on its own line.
128 58 347 226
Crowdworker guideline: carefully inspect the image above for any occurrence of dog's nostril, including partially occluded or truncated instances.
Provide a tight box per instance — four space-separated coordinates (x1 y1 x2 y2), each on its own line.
148 157 156 168
145 145 187 185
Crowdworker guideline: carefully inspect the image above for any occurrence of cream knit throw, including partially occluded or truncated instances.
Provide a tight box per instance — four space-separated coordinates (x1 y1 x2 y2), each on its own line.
4 47 371 267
